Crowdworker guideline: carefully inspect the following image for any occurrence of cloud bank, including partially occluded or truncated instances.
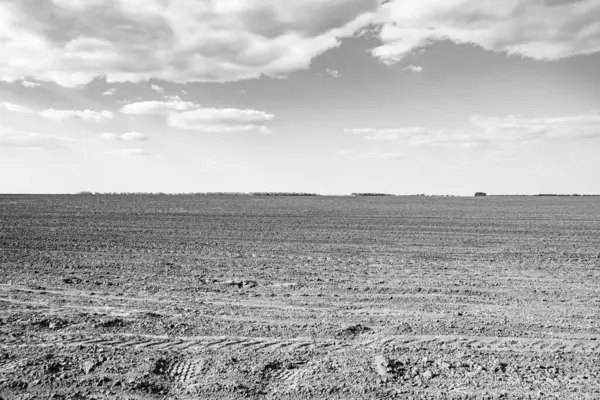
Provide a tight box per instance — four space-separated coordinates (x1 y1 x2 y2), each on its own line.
1 1 598 86
0 0 378 87
373 0 600 63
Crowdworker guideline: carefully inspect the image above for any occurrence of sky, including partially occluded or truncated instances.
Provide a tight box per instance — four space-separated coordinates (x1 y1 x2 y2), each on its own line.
1 0 599 195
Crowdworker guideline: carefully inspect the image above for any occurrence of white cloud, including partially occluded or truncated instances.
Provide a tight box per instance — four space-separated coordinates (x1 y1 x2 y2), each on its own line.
51 0 104 10
21 80 40 88
2 101 114 122
0 0 379 87
150 84 165 94
372 0 600 63
40 109 114 122
121 99 198 115
0 102 34 114
121 131 147 141
102 88 116 96
349 112 600 148
167 108 275 133
326 68 341 78
404 65 423 73
469 113 600 142
101 131 148 141
0 128 76 150
121 98 275 133
346 127 429 141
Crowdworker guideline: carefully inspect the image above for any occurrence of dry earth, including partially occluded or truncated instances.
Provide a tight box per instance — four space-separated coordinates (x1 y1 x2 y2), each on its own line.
0 195 599 399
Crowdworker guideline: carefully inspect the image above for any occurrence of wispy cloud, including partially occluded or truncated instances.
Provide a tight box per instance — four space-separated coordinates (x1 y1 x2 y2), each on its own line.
2 101 114 122
404 65 423 73
150 84 165 94
348 112 600 149
121 99 198 115
21 80 40 88
102 88 116 96
121 99 275 133
0 102 34 114
469 113 600 141
101 132 148 142
40 109 114 122
326 68 341 78
345 127 430 142
0 128 77 150
168 108 275 133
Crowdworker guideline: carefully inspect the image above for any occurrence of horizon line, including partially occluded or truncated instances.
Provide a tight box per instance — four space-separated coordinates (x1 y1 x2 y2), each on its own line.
1 192 599 197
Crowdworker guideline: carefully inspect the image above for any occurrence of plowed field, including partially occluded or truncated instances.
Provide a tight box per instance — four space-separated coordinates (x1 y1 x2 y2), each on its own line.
1 195 599 399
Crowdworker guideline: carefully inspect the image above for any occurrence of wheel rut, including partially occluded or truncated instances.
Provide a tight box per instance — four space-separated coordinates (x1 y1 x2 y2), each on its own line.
2 333 598 354
363 335 600 353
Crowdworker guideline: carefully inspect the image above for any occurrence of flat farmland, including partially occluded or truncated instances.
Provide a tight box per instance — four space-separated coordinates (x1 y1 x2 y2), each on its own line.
0 195 599 399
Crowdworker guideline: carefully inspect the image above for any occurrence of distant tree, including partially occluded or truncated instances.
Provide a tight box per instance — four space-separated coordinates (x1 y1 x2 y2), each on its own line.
250 192 319 196
475 192 487 197
351 193 395 197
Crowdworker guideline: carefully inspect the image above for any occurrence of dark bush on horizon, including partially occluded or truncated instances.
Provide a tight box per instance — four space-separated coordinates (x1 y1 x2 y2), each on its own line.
351 193 395 197
73 192 320 196
536 194 585 197
250 192 319 196
75 192 250 196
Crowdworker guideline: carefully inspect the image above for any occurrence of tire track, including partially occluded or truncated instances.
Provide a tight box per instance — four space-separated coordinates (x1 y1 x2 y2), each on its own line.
368 335 600 353
0 359 26 373
269 362 307 383
2 334 598 354
264 360 311 391
0 284 166 304
166 358 204 385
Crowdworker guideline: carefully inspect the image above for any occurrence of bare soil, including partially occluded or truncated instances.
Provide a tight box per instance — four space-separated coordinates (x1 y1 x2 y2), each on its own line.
1 195 599 399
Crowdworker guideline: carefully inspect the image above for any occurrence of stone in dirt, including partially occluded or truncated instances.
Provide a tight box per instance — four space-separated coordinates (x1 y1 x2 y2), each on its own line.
337 324 372 338
63 277 83 284
82 361 95 375
34 318 69 330
94 318 125 328
373 355 391 378
219 280 259 288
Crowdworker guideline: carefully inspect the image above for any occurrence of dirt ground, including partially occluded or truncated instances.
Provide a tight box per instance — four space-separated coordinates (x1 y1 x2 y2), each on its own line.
0 195 598 399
